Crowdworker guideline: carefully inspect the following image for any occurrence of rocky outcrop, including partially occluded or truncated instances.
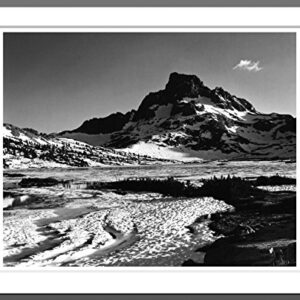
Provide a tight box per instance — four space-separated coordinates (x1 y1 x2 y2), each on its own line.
133 73 209 121
183 221 296 266
202 237 296 266
211 87 256 112
64 110 136 135
182 181 296 266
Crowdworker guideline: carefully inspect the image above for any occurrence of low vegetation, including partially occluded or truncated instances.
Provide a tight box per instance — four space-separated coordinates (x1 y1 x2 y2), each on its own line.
16 173 295 202
200 175 261 204
19 177 65 188
89 177 200 197
254 175 296 186
89 174 295 209
91 175 261 201
3 173 26 178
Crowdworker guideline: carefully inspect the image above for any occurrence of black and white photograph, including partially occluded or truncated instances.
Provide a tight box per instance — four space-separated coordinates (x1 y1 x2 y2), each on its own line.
3 32 296 267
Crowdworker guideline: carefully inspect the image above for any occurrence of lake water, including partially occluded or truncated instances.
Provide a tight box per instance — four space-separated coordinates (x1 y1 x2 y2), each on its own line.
4 160 296 184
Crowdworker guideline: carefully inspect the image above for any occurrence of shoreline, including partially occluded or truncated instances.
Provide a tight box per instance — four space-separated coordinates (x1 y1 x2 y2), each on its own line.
3 158 296 172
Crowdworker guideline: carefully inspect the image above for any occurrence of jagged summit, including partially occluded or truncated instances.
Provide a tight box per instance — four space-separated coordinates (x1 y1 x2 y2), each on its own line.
67 72 257 133
165 72 205 97
134 72 257 122
56 72 295 161
211 86 256 113
134 72 207 121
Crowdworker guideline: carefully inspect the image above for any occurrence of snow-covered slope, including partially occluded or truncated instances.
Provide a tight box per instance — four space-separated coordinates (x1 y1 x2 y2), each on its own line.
60 72 296 161
3 124 174 169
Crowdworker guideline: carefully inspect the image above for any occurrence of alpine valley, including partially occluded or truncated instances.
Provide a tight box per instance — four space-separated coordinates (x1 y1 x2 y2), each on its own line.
4 72 296 169
3 72 297 267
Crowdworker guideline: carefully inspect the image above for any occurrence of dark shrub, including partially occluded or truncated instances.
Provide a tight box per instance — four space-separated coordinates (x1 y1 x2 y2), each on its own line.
199 175 260 204
111 177 198 197
90 176 201 197
4 173 26 178
19 177 62 188
255 175 296 186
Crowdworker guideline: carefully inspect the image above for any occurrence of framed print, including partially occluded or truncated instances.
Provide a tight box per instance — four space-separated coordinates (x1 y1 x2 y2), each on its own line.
0 3 299 295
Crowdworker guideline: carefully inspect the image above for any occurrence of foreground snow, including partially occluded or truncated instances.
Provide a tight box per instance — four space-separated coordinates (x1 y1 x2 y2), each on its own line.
4 189 232 267
3 161 296 267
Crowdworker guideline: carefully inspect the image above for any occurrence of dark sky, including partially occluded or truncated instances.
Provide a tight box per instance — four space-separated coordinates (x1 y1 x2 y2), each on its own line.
4 32 296 133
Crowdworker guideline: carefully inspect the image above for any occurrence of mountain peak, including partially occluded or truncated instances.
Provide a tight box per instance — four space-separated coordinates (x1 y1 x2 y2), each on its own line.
57 71 295 160
166 72 204 90
165 72 207 99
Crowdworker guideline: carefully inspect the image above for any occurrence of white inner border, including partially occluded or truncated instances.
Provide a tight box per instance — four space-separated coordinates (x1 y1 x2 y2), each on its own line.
0 7 299 293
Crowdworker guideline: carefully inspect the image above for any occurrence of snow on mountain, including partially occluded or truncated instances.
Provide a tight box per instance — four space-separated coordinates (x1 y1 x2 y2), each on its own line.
3 124 175 169
60 72 296 161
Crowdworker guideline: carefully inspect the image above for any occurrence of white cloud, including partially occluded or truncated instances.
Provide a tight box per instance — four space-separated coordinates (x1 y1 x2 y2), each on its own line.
233 59 263 72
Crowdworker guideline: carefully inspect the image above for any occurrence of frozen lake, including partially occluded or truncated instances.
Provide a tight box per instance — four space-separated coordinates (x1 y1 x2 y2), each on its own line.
4 160 296 184
3 160 296 267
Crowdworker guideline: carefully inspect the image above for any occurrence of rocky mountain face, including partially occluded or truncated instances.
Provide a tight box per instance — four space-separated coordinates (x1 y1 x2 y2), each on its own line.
61 72 296 161
63 111 136 135
3 124 173 169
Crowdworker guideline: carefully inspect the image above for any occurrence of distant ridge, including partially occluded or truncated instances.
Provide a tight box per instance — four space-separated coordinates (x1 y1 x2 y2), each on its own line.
3 123 175 169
